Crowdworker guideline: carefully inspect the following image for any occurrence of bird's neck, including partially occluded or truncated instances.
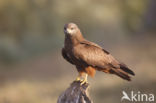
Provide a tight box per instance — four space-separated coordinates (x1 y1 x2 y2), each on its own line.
65 31 84 48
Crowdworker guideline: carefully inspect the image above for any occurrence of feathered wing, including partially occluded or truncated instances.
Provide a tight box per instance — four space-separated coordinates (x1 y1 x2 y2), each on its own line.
62 48 74 65
74 40 135 81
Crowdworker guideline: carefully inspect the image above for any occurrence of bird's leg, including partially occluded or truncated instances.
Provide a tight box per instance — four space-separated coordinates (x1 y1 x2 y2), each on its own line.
75 73 82 82
80 74 88 85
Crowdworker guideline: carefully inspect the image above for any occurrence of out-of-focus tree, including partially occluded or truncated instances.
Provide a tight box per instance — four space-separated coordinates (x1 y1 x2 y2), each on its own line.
144 0 156 33
0 0 154 64
121 0 148 33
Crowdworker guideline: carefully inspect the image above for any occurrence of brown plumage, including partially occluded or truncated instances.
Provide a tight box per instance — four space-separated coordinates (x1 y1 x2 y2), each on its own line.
62 23 135 82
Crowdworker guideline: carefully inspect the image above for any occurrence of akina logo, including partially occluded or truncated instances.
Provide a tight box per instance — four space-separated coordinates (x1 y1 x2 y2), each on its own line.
121 91 155 102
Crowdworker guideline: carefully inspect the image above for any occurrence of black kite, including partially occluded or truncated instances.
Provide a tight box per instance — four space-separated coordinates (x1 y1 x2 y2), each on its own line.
62 23 135 84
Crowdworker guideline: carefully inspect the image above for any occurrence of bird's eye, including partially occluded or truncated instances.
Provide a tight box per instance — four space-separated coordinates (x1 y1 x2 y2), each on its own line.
71 27 74 30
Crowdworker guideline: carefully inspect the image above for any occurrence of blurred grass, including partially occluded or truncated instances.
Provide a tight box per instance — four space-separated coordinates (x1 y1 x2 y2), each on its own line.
0 0 156 103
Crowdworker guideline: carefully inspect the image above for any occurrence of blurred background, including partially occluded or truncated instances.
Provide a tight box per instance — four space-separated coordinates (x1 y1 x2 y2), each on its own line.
0 0 156 103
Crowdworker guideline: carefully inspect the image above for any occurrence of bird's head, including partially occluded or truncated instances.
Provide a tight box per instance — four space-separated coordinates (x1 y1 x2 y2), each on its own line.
64 23 80 36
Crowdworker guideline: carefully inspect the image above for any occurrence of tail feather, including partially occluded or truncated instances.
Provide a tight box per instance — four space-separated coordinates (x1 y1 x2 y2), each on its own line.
110 68 131 81
119 63 135 76
99 63 135 81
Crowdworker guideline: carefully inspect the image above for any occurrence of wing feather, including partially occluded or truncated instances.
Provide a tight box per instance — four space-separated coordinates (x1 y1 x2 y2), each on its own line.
62 48 74 64
73 40 134 81
73 40 118 68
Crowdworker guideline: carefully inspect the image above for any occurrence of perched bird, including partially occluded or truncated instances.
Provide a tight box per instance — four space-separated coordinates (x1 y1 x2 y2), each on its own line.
62 23 135 84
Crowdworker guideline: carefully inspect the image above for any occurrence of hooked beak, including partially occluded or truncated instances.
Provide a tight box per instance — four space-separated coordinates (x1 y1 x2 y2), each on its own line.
64 28 72 34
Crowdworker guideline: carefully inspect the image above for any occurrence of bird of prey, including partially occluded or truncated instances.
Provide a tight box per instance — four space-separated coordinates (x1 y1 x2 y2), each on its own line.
62 23 135 84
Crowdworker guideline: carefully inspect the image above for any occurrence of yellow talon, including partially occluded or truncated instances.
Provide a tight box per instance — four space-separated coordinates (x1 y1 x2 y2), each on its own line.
75 76 81 81
74 74 83 82
74 73 88 85
80 79 88 85
80 74 88 85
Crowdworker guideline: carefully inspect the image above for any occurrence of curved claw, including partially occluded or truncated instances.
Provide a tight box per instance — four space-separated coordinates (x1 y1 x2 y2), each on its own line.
80 79 88 85
74 73 88 85
80 74 88 85
74 77 82 82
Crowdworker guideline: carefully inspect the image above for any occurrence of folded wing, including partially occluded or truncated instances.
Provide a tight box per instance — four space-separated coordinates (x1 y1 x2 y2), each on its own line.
73 40 135 81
